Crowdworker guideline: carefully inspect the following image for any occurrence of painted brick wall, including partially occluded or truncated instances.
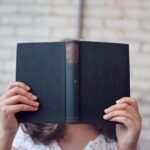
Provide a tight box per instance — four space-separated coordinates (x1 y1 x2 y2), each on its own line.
0 0 150 149
82 1 150 150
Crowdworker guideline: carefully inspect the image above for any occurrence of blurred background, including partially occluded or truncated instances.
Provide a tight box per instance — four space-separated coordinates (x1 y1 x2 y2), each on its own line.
0 0 150 149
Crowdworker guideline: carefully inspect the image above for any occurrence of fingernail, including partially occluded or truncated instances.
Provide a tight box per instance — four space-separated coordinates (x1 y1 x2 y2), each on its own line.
35 102 40 106
104 109 108 113
26 86 30 90
116 100 120 103
103 115 107 119
32 95 38 100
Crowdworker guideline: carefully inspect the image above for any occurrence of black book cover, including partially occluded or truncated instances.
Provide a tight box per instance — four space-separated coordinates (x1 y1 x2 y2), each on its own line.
15 41 130 123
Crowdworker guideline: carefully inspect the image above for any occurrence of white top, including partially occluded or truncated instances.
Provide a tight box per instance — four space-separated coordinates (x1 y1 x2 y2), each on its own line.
12 127 118 150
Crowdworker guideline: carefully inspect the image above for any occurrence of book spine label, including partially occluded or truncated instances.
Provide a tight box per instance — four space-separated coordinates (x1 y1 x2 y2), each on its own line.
66 41 80 123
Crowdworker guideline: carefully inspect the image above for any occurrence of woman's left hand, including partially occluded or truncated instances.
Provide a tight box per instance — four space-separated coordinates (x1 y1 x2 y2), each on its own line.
103 97 142 150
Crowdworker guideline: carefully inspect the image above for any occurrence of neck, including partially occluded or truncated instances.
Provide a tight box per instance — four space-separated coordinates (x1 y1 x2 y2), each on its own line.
58 124 99 150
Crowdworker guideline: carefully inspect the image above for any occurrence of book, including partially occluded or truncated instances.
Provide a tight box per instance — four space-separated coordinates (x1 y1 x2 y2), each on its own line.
15 40 130 123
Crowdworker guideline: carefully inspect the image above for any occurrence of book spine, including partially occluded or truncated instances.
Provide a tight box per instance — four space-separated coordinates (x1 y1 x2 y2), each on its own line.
66 41 80 123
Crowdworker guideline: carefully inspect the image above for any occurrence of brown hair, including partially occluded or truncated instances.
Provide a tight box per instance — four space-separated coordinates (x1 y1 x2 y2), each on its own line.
21 123 117 145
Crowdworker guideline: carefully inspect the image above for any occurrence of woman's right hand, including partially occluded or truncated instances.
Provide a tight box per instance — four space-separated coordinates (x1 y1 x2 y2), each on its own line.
0 82 39 136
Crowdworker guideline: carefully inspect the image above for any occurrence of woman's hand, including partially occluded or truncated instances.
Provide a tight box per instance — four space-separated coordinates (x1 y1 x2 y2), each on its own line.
0 82 39 136
103 97 142 150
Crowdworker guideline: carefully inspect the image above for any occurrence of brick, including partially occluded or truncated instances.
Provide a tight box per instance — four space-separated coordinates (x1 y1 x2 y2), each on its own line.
16 27 50 37
0 84 6 95
129 42 141 53
0 50 12 60
52 27 77 39
3 60 16 72
83 28 129 42
139 104 150 117
142 21 150 30
83 17 103 28
0 62 3 72
142 117 150 129
130 89 142 100
0 71 15 84
0 26 14 36
142 43 150 53
144 94 150 102
36 0 52 4
52 0 76 6
52 5 77 16
84 0 105 6
84 6 122 18
131 78 150 92
140 129 150 140
1 15 32 25
138 141 150 150
105 19 140 30
132 67 150 79
130 53 150 66
105 0 140 7
0 5 18 14
19 5 51 14
2 0 34 4
140 1 150 8
34 16 76 27
0 37 26 48
126 31 150 42
125 8 150 19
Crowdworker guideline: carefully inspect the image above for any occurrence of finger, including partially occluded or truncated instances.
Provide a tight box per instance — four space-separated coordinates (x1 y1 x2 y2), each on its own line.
116 97 138 110
109 116 133 127
0 104 38 116
104 103 129 113
3 86 37 100
103 110 133 121
2 95 39 107
106 99 141 121
7 82 30 91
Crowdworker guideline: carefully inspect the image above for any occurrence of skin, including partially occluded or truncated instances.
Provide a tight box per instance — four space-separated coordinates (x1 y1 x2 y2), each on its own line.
0 82 142 150
58 124 99 150
103 98 142 150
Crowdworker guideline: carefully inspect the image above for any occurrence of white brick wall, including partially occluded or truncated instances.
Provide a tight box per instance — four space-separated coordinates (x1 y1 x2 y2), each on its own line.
0 0 150 149
82 2 150 149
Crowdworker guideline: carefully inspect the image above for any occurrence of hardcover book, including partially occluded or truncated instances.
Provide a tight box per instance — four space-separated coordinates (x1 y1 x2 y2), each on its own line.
16 40 130 123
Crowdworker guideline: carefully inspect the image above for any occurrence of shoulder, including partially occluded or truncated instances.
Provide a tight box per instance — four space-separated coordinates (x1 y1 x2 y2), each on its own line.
12 126 28 148
85 134 118 150
12 125 56 150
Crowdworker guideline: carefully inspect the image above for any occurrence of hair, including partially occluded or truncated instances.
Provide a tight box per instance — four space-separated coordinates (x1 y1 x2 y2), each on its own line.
21 123 117 145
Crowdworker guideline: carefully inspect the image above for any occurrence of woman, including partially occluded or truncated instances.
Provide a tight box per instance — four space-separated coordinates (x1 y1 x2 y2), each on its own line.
0 82 142 150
